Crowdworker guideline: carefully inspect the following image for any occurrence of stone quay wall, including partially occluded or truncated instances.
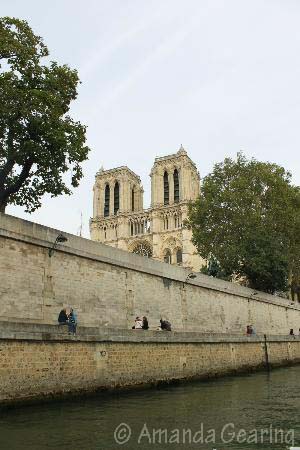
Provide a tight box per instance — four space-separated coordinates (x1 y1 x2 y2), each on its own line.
0 323 300 405
1 213 300 334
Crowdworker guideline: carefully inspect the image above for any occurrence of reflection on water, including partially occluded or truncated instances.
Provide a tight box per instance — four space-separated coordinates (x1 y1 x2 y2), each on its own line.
0 365 299 450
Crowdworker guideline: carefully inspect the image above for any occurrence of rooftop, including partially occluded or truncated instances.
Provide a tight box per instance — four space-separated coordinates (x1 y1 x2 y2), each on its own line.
96 165 141 181
153 145 197 169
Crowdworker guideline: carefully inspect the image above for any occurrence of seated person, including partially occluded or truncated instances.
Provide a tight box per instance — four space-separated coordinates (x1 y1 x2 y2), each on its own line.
142 316 149 330
132 316 143 329
68 308 77 335
160 319 172 331
58 308 68 324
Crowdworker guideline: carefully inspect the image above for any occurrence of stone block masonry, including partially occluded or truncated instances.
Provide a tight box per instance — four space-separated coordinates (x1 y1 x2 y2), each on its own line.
0 323 300 405
1 213 300 334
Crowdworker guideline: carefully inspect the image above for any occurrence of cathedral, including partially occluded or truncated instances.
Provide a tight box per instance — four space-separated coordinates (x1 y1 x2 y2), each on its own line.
90 146 204 271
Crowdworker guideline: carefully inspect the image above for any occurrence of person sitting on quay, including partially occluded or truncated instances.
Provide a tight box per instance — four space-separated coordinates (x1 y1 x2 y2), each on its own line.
58 308 68 326
68 308 77 335
246 324 256 336
142 316 149 330
132 316 143 329
58 307 77 335
289 328 295 338
160 318 172 331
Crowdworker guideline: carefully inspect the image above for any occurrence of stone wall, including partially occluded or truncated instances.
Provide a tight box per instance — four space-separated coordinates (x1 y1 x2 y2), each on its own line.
0 322 300 405
1 213 300 334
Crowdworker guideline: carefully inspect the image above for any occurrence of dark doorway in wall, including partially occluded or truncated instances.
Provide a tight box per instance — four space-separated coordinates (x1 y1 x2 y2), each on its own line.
164 249 171 264
176 248 182 264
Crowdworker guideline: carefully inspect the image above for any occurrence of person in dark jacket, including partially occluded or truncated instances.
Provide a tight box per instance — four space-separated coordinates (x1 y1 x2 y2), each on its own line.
160 319 171 331
142 316 149 330
58 308 68 324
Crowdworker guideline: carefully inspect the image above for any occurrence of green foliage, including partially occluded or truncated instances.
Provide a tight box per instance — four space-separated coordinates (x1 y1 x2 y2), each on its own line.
289 188 300 298
200 256 231 281
0 17 90 212
187 153 300 294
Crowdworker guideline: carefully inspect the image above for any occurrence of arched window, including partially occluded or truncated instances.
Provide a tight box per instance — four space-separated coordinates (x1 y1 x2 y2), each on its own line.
114 182 119 215
174 169 179 203
164 171 169 205
131 187 135 212
164 249 172 264
176 249 183 264
104 184 110 217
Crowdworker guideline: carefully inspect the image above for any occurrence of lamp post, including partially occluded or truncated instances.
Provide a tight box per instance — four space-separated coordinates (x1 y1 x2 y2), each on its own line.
185 272 197 282
182 272 197 289
48 234 68 257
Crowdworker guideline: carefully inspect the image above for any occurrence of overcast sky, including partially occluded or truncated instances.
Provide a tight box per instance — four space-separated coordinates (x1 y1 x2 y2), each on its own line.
2 0 300 237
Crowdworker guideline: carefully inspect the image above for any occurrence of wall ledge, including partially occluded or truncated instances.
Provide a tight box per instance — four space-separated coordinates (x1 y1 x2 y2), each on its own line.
1 212 299 311
0 322 298 344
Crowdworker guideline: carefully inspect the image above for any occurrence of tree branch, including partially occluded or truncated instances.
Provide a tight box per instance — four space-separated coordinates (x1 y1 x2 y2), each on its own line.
0 158 15 188
3 157 34 197
0 124 18 188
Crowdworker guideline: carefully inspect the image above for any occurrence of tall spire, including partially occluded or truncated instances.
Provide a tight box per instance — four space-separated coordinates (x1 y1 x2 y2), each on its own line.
97 165 104 175
177 144 187 155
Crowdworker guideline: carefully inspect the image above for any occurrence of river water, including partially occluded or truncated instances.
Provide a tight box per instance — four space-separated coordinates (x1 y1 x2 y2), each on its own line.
0 365 299 450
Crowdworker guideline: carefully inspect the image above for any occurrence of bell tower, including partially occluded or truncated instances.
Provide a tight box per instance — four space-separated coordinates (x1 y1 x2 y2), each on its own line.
92 166 143 219
90 147 204 272
150 145 200 207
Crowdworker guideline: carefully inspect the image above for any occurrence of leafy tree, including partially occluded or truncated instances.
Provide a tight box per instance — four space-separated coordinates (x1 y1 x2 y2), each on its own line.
200 255 231 281
187 153 300 294
289 189 300 300
0 17 89 213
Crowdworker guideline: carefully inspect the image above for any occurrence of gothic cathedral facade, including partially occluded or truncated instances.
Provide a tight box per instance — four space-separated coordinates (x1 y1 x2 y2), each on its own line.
90 146 204 271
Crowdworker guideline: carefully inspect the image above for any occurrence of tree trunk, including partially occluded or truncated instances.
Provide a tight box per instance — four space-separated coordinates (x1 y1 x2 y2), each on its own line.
0 201 7 213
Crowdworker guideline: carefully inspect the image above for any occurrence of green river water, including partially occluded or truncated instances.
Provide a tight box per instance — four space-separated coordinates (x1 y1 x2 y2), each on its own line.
0 365 299 450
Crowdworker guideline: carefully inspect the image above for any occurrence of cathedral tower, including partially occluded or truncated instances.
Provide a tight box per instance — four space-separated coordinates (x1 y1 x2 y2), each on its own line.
149 146 201 270
90 166 144 247
92 166 143 218
90 147 204 271
150 145 200 207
